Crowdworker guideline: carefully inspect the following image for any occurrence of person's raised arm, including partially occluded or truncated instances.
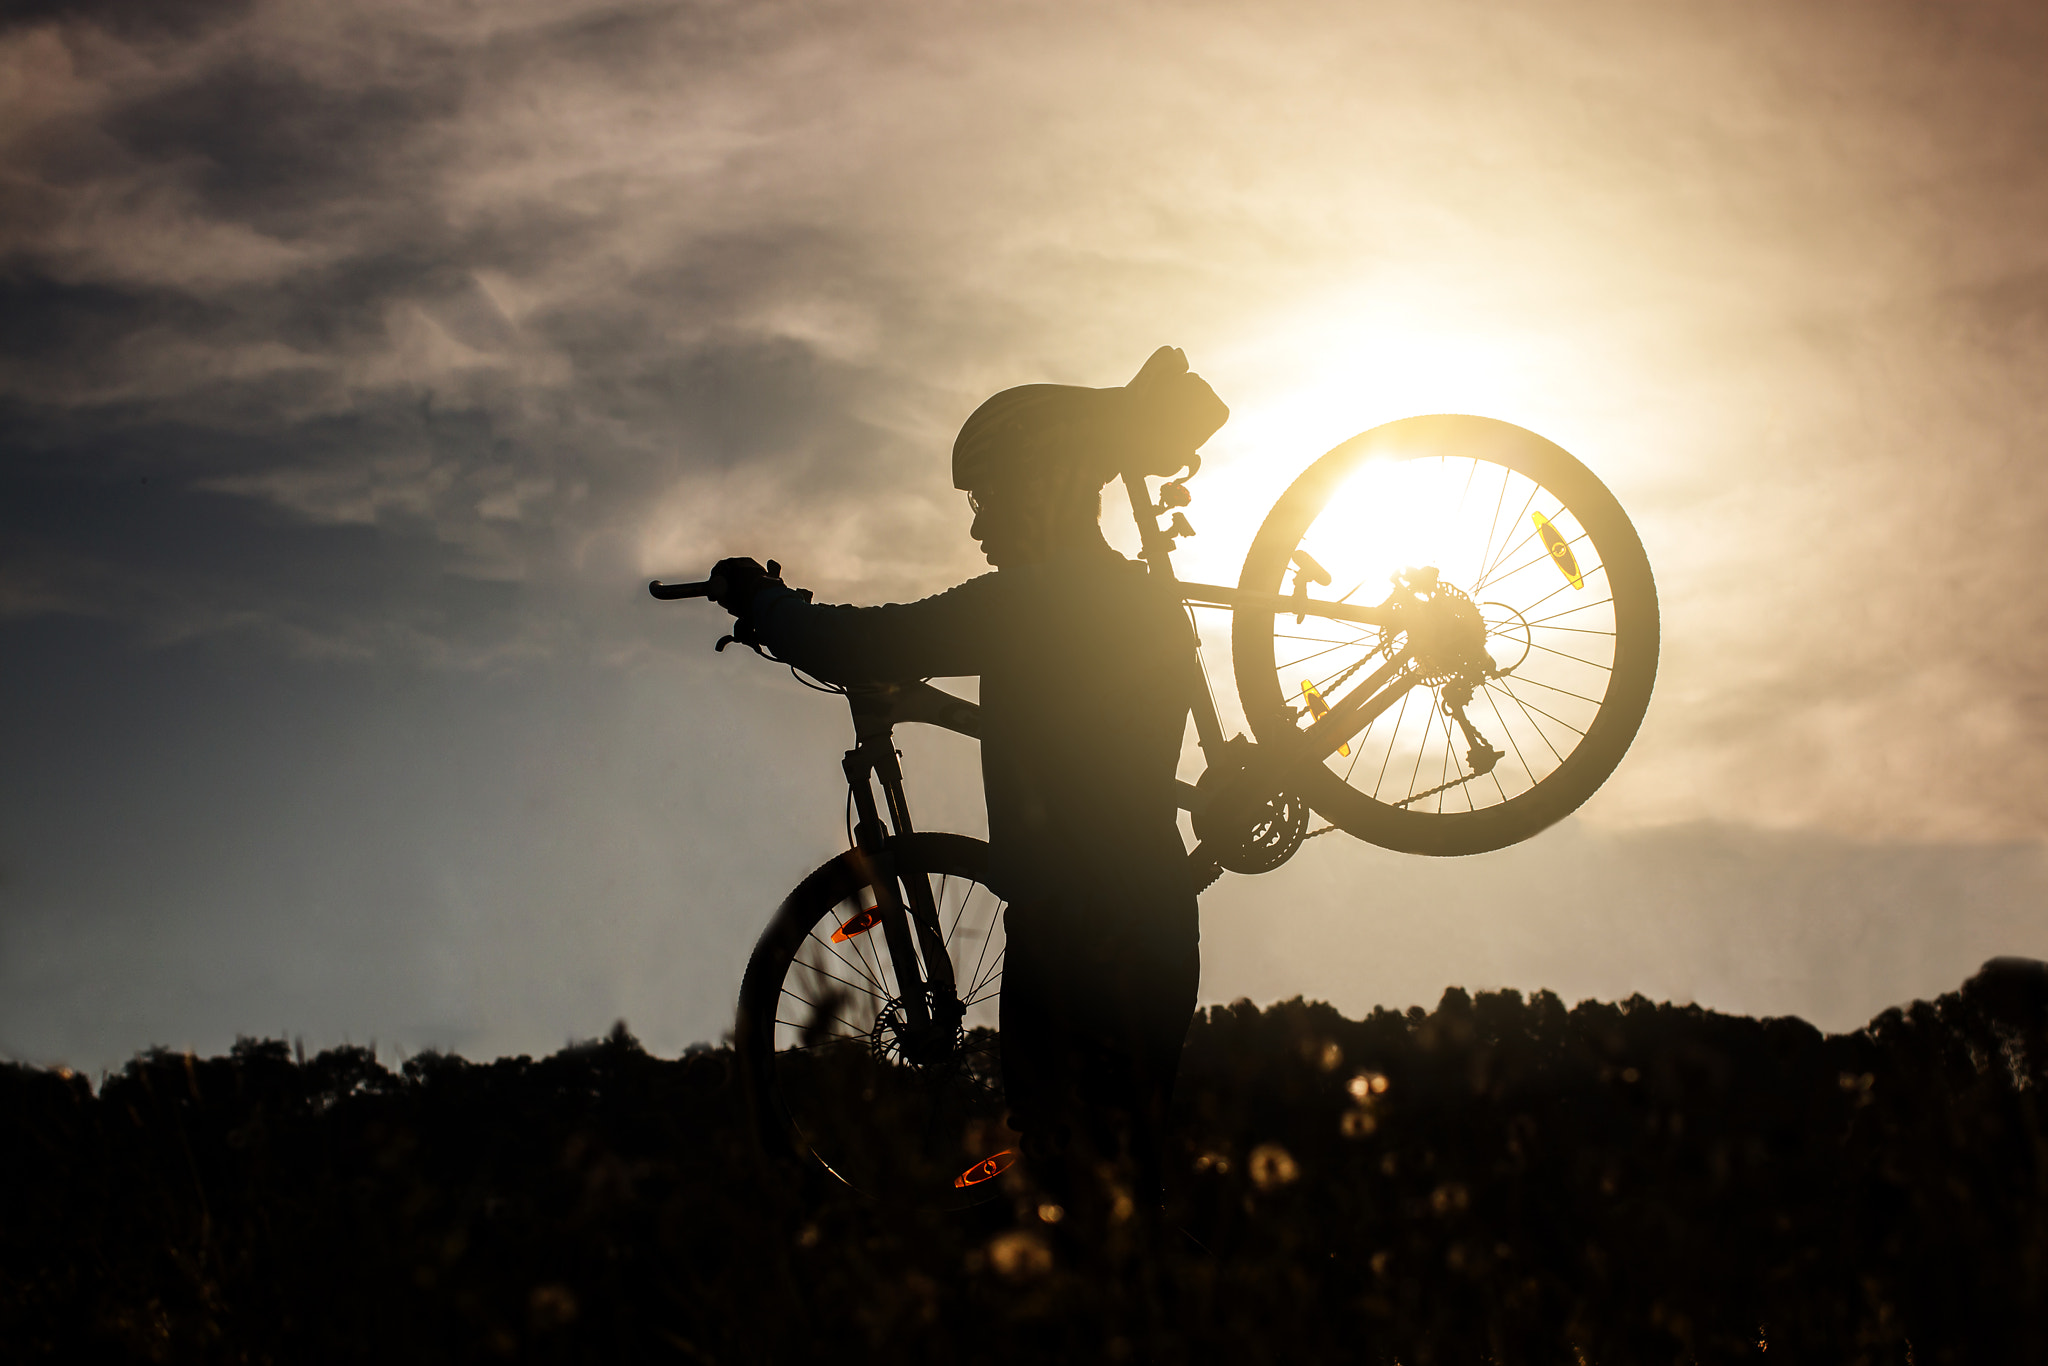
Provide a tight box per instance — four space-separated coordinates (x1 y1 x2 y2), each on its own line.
718 566 1006 685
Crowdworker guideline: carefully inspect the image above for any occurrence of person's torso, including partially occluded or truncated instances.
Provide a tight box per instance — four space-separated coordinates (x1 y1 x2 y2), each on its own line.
975 555 1192 905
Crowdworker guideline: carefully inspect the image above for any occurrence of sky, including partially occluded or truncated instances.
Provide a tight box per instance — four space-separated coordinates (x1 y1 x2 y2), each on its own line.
4 0 2047 1073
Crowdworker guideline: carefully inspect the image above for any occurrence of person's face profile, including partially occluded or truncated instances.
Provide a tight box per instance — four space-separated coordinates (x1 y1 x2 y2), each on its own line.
969 484 1057 569
968 488 1020 568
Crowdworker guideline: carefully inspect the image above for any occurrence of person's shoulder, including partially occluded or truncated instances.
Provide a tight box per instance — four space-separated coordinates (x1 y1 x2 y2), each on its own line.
892 570 1003 610
1011 547 1143 582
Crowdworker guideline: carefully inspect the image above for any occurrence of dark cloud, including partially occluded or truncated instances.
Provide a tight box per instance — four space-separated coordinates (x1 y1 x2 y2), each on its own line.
0 275 227 391
0 0 256 41
104 60 462 231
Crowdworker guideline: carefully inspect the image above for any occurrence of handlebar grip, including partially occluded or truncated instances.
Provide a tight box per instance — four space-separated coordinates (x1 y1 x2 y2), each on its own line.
649 579 715 600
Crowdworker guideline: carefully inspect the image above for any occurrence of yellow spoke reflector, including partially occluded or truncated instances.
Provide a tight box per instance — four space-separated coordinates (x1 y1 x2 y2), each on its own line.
955 1149 1017 1188
1532 512 1584 589
831 905 882 943
1302 680 1350 757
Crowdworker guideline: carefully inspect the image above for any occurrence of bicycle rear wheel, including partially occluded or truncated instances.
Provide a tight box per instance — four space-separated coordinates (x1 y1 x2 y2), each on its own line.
735 832 1012 1207
1233 415 1659 855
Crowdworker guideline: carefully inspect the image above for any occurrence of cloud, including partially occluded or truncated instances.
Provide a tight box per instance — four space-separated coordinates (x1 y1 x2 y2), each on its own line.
3 0 2047 838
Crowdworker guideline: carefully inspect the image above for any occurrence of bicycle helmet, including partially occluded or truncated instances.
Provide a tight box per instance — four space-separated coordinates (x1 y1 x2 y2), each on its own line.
951 346 1229 493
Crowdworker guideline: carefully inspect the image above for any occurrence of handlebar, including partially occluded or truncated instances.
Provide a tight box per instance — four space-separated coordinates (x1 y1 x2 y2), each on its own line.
650 559 779 603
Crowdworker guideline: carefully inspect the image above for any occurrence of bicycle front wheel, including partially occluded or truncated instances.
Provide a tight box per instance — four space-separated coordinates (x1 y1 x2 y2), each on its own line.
1233 415 1659 856
735 832 1012 1207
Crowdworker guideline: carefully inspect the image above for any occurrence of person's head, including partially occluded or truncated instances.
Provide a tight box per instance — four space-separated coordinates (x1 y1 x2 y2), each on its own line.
951 347 1229 569
963 464 1107 570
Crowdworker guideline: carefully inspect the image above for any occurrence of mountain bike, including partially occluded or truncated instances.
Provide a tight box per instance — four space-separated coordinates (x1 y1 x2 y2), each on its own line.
649 413 1659 1206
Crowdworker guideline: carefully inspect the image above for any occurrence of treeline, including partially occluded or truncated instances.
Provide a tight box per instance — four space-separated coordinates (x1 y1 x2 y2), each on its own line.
3 961 2044 1364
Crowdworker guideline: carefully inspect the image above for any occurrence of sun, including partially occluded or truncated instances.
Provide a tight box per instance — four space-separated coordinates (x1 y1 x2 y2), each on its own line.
1120 306 1548 591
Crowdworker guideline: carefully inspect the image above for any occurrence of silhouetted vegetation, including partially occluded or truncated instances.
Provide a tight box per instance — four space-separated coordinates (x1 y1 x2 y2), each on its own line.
5 961 2044 1363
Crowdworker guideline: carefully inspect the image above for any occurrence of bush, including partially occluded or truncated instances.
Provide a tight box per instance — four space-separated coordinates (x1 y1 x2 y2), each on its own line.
4 963 2044 1363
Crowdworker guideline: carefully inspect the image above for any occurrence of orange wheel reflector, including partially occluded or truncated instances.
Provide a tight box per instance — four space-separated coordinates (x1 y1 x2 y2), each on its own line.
1531 512 1584 589
954 1149 1017 1188
831 906 881 943
1301 680 1350 757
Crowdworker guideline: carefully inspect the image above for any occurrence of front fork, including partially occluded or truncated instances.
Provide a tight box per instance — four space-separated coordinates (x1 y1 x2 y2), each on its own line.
842 738 961 1058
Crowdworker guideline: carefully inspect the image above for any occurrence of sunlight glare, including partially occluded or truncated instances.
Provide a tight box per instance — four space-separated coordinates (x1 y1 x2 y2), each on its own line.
1166 294 1554 588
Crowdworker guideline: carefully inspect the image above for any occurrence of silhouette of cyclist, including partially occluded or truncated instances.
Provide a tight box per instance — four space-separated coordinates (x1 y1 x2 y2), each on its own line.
710 346 1229 1213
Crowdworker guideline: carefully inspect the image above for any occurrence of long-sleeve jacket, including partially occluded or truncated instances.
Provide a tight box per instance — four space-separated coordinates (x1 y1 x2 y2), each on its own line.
747 546 1195 913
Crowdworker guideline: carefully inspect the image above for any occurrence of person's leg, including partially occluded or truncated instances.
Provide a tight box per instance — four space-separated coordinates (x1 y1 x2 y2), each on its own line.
999 899 1082 1190
1091 896 1201 1208
1002 891 1199 1211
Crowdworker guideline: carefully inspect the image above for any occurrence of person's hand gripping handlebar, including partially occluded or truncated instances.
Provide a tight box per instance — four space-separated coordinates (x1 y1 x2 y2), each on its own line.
649 557 794 653
648 557 782 606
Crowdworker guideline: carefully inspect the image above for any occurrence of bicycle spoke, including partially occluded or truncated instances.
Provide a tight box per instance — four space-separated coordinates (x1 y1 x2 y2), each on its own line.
1370 687 1414 800
941 873 973 948
804 925 888 998
1302 647 1386 708
1516 637 1615 672
1284 647 1380 715
1477 483 1543 589
963 890 1000 1011
1475 504 1576 594
1477 463 1513 586
1481 680 1564 768
1524 596 1615 628
1402 695 1432 801
839 917 895 1000
966 946 1006 1006
791 953 891 1006
1526 621 1617 638
1512 570 1611 625
776 988 874 1040
1434 699 1475 814
1277 636 1371 676
1503 671 1608 709
1489 680 1583 749
1273 629 1376 646
1434 702 1456 813
1340 710 1374 785
1479 676 1541 790
963 970 1005 1010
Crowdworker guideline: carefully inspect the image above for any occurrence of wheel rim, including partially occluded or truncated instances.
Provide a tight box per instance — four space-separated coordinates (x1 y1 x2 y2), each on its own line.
1233 415 1659 856
749 836 1011 1205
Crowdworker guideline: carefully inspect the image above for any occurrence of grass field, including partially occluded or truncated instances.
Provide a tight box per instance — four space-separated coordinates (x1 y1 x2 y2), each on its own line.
5 961 2044 1363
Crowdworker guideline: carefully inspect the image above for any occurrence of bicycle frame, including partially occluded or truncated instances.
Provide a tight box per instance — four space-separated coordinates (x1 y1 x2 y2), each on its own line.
1112 470 1429 869
819 463 1428 1018
832 683 981 1049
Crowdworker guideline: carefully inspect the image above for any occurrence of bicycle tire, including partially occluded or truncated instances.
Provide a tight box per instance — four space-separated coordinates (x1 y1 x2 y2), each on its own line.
735 832 1012 1207
1232 415 1659 856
